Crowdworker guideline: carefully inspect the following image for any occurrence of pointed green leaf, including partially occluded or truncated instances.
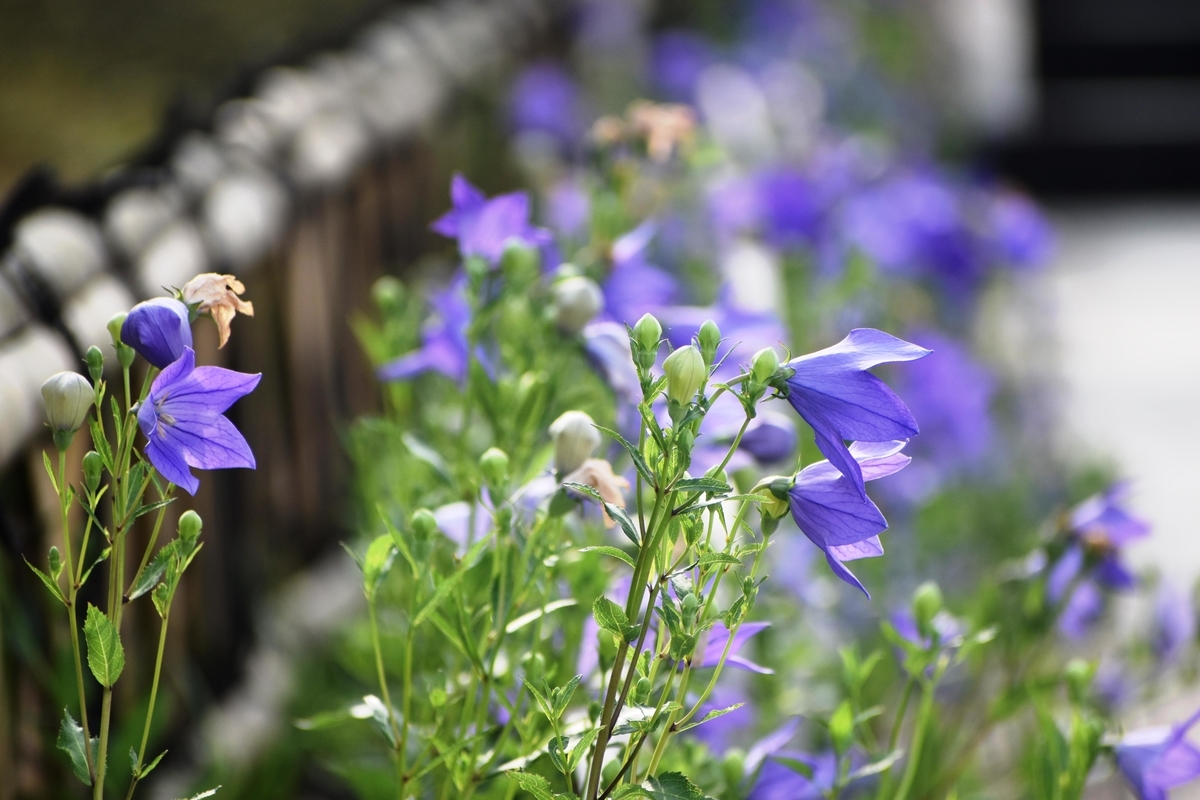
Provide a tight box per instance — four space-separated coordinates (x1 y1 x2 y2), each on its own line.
593 597 629 637
563 482 640 544
175 788 220 800
646 771 710 800
847 750 904 781
362 534 397 597
89 418 114 472
84 604 125 687
568 726 600 772
127 542 176 601
505 770 555 800
25 558 65 605
43 450 59 494
673 477 731 495
676 703 745 733
401 432 453 484
698 552 741 568
505 599 577 634
57 708 96 785
412 569 468 627
579 546 636 569
594 424 656 487
552 675 582 718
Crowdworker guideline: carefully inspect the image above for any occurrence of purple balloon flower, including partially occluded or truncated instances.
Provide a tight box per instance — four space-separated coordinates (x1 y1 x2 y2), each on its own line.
1153 583 1195 665
988 191 1053 269
650 30 717 102
749 751 837 800
601 222 678 325
377 277 470 383
784 328 930 497
136 347 260 495
582 321 640 405
431 174 552 265
1116 707 1200 800
122 297 193 369
695 621 773 674
758 168 821 248
788 440 912 597
508 62 585 147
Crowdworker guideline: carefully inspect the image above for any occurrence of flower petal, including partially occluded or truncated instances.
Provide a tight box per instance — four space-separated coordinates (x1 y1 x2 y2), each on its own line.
157 412 255 471
789 466 889 548
144 433 200 495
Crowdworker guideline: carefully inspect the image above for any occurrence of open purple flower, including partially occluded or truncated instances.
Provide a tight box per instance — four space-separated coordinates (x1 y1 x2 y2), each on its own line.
377 278 470 383
431 174 552 265
788 440 911 597
696 621 772 674
122 297 193 369
1153 583 1195 665
749 751 837 800
784 329 929 497
137 347 260 495
582 321 640 405
1116 707 1200 800
508 62 585 147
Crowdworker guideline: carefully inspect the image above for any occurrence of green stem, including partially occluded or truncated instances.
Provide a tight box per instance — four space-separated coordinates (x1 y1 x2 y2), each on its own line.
876 678 915 800
59 450 95 783
368 597 404 796
94 687 112 800
127 612 169 800
893 677 938 800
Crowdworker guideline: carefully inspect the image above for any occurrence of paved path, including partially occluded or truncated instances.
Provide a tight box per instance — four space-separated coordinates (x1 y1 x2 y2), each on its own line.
1048 203 1200 587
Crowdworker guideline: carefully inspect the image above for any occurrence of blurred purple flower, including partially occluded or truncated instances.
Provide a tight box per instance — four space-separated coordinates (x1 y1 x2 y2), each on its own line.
758 168 821 248
377 277 470 383
582 321 641 405
431 174 552 265
122 297 193 369
892 329 995 474
1057 578 1105 640
1153 584 1195 665
1070 482 1151 548
651 31 717 102
434 500 494 554
548 178 591 239
788 440 911 597
891 608 963 650
688 684 752 753
136 346 260 495
1094 660 1135 711
988 191 1053 268
749 751 837 800
696 621 773 674
509 62 585 147
602 222 679 324
784 328 930 497
1116 707 1200 800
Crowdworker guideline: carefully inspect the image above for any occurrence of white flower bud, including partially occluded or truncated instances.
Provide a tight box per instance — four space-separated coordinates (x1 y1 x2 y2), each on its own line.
41 371 94 434
549 410 601 475
552 275 604 335
663 345 706 405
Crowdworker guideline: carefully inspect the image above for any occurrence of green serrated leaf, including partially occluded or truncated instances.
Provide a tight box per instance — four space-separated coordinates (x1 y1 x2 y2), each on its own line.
594 424 655 487
505 770 556 800
698 552 741 568
613 787 654 800
90 418 114 472
175 788 220 800
506 599 577 634
568 726 600 772
646 771 710 800
656 597 682 636
673 477 731 495
593 596 629 636
552 675 582 718
84 604 125 687
563 483 641 544
25 558 65 605
580 545 636 569
57 708 96 785
127 542 176 601
42 451 59 494
137 748 167 779
547 734 568 773
677 703 745 733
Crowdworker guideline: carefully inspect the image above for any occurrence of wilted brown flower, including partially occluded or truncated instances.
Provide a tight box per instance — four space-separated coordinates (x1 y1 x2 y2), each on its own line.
627 100 696 162
181 272 254 348
590 115 628 148
563 458 630 528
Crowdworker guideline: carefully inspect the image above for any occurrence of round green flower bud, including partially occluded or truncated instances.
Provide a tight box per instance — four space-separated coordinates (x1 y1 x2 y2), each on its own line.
549 410 600 475
107 312 127 348
41 371 94 439
663 345 706 405
751 347 780 385
178 510 203 546
371 275 405 315
1064 658 1094 704
698 320 721 366
551 275 604 335
85 346 104 384
479 447 510 493
913 581 944 638
633 676 652 705
633 313 662 355
411 508 438 541
681 592 699 627
722 751 746 789
83 451 103 494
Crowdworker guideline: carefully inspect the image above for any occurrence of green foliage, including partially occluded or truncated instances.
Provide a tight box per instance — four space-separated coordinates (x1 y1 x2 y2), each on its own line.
84 604 124 687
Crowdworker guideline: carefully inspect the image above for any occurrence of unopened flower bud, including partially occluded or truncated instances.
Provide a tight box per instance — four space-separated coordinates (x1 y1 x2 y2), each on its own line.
48 546 62 580
371 276 405 316
85 346 104 383
501 243 540 279
633 313 662 365
913 581 944 639
549 410 601 475
107 313 127 348
681 592 699 627
411 508 438 541
83 451 103 494
663 345 706 405
551 275 604 335
1064 658 1094 704
751 347 780 385
633 676 651 705
41 371 94 442
178 510 203 547
479 447 510 494
122 298 193 369
697 320 721 366
722 751 746 789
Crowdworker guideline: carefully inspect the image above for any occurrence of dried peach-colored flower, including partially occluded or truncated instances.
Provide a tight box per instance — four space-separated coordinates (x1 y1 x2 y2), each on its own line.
590 115 627 148
563 458 630 528
181 273 254 348
627 100 696 162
